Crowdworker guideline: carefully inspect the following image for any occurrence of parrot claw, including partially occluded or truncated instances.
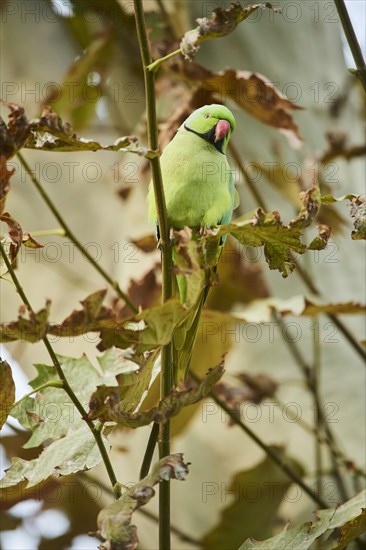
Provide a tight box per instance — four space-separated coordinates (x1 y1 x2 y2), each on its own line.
199 226 212 237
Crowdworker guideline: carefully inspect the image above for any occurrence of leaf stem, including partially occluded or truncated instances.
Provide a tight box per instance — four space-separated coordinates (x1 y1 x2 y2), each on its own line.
334 0 366 92
140 421 159 479
148 48 182 73
134 1 173 547
17 152 138 315
12 380 64 407
0 240 118 492
28 228 65 237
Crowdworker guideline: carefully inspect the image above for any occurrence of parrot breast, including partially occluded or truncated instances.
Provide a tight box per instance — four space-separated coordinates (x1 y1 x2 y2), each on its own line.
153 130 234 229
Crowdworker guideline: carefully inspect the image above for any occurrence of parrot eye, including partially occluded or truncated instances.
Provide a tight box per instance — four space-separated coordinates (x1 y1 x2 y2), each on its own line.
204 114 210 119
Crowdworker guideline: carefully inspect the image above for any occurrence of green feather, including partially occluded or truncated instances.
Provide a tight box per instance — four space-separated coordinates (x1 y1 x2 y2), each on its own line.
147 104 238 384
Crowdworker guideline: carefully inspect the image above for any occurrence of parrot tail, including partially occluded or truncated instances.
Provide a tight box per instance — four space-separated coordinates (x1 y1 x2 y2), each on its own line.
173 283 210 386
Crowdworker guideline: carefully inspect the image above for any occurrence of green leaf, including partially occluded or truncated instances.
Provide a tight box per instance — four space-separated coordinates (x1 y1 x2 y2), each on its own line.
180 3 280 61
201 448 304 550
98 298 187 353
11 355 102 448
239 489 366 550
320 193 359 205
0 359 15 428
217 209 306 277
96 453 189 549
0 424 109 489
89 362 224 426
89 347 160 416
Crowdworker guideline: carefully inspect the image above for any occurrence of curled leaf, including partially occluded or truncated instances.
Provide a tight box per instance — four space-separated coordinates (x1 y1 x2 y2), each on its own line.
181 3 280 61
0 101 30 158
25 106 155 156
308 224 331 250
0 359 15 429
239 489 366 550
217 209 307 277
349 197 366 240
320 194 366 240
89 362 224 425
96 454 189 550
289 184 321 229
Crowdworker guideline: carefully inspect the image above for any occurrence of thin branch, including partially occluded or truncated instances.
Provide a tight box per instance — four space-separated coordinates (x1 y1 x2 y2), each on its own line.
148 48 182 73
0 240 119 494
231 142 366 362
334 0 366 92
312 317 324 503
189 371 328 509
134 1 173 547
12 380 64 407
276 315 350 502
17 152 138 315
140 422 159 480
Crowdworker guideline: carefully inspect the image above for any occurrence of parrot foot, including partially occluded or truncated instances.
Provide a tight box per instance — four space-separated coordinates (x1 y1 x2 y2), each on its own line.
199 226 212 237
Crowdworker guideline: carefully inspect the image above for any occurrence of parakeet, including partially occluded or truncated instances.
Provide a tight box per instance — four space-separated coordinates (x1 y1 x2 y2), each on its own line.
147 104 238 230
147 104 239 384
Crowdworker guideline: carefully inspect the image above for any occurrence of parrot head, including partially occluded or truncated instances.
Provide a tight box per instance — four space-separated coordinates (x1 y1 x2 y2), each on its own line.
182 104 236 154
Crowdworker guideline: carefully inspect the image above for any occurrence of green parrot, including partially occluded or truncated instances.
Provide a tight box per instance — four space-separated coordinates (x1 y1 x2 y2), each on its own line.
147 104 239 384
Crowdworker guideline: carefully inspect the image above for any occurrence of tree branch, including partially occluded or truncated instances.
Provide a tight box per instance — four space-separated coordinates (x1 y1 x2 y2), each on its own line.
0 240 119 496
334 0 366 92
189 371 328 509
133 1 173 547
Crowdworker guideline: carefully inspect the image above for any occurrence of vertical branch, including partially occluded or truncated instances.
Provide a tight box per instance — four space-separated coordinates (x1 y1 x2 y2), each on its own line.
133 1 173 547
334 0 366 92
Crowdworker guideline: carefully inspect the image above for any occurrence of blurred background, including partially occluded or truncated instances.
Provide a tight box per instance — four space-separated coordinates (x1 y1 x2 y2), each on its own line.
1 0 365 548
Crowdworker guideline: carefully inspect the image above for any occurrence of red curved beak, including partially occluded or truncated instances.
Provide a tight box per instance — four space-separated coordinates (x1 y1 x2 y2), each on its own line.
215 119 231 142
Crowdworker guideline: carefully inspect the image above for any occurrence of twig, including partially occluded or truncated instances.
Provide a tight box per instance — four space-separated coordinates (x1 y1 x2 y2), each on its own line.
0 240 120 495
230 142 366 362
17 152 138 315
189 371 328 509
312 317 324 503
12 380 64 407
276 315 350 502
133 1 173 547
334 0 366 92
140 422 159 479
